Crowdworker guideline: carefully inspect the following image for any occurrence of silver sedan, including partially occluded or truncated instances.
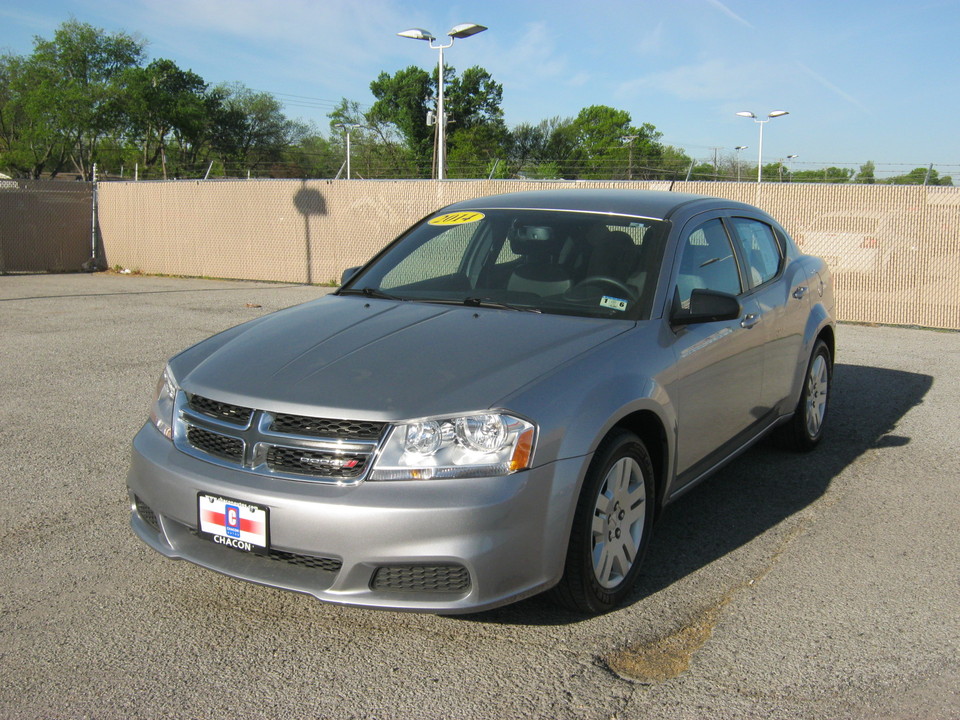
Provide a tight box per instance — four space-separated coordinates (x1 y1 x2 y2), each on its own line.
128 189 835 615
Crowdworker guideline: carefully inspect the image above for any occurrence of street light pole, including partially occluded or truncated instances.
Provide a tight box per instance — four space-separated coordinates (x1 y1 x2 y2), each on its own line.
398 23 487 180
734 145 748 182
335 124 365 179
736 110 789 183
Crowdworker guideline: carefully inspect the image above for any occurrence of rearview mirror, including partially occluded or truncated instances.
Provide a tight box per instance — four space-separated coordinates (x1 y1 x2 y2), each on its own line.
671 289 741 326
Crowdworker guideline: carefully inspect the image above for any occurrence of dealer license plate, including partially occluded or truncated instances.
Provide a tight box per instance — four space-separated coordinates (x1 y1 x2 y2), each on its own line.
198 493 269 554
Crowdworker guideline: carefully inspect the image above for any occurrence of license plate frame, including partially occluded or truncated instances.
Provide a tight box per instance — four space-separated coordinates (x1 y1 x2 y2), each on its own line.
197 493 269 555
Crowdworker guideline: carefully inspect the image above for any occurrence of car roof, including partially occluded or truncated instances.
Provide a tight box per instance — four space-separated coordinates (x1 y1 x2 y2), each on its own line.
442 188 762 221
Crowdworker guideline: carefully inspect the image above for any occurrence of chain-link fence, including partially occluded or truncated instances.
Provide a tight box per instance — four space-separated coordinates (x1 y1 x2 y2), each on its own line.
0 180 95 273
12 178 959 330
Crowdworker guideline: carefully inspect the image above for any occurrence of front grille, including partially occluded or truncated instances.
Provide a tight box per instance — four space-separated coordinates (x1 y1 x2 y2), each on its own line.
175 391 383 484
370 565 472 593
271 414 385 440
134 496 160 532
267 549 342 573
188 394 253 426
266 446 367 479
187 426 244 461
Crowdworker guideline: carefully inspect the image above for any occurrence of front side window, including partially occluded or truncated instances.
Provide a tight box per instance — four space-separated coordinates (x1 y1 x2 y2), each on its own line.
341 209 669 320
674 218 742 309
729 217 782 287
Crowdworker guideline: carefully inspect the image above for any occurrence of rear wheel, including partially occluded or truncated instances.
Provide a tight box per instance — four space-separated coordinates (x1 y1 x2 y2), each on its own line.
775 339 832 451
552 430 655 614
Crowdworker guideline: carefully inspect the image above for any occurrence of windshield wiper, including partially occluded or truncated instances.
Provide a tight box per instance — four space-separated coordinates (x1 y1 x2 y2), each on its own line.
463 297 542 313
340 287 406 301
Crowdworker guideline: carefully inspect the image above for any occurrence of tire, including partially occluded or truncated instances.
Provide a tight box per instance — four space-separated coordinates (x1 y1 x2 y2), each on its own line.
775 339 832 452
551 430 655 615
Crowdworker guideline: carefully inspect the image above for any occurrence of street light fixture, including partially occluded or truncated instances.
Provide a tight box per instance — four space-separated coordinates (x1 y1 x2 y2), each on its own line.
734 145 748 182
782 153 798 182
397 23 488 180
736 110 789 183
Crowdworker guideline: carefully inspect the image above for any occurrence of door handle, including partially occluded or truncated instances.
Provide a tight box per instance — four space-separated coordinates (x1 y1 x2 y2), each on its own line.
792 286 809 300
741 313 760 329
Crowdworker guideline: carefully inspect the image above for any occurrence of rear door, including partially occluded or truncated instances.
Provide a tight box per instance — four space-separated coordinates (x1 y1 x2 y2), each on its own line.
727 215 810 414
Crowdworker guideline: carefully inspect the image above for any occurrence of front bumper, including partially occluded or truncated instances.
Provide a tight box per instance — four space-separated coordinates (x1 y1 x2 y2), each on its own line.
127 423 587 613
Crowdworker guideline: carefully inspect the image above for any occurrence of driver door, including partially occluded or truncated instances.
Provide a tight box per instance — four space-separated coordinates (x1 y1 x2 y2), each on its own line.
668 216 765 487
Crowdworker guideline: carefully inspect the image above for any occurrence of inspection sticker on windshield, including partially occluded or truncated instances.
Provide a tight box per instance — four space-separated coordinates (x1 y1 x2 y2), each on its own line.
198 493 269 554
600 295 628 312
428 211 485 226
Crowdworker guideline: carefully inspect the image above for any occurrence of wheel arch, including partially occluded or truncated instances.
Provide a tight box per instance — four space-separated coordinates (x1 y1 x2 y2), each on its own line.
609 410 670 518
817 322 836 365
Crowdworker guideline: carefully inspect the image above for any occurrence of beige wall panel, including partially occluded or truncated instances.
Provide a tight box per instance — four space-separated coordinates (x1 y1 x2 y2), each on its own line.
96 179 960 329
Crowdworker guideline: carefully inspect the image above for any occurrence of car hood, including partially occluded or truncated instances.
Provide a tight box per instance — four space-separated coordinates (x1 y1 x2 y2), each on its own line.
172 295 632 421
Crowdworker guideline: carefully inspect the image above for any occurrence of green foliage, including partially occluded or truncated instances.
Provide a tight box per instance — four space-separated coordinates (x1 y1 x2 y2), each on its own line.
0 20 317 179
366 64 508 178
367 66 435 177
883 167 953 186
789 166 853 183
210 82 309 171
120 59 208 177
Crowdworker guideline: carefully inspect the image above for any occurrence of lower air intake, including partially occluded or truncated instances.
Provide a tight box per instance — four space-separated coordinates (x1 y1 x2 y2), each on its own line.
370 564 471 593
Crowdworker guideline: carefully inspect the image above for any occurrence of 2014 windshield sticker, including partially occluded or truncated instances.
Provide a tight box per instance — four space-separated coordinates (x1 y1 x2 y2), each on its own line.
600 296 628 312
428 211 485 226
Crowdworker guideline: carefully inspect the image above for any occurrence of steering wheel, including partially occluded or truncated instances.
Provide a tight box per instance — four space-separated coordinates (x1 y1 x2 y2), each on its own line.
570 276 636 301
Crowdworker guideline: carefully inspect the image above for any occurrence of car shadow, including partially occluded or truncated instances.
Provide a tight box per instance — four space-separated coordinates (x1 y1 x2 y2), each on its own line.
457 362 933 626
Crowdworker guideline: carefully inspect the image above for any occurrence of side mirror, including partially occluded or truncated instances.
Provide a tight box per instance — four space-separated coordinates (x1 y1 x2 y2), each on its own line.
671 289 741 326
340 266 361 286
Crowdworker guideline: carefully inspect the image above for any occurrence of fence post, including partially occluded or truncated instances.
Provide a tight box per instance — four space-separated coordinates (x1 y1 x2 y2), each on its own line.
88 164 99 271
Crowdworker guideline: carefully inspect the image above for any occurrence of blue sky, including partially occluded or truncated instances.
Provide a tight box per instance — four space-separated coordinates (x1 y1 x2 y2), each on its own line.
2 0 959 178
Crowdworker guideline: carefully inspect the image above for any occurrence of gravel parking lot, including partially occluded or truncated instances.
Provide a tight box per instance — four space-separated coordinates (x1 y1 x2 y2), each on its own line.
1 273 958 720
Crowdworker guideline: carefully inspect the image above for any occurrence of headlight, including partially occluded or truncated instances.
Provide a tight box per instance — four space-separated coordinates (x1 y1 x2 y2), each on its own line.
371 412 536 480
149 365 178 440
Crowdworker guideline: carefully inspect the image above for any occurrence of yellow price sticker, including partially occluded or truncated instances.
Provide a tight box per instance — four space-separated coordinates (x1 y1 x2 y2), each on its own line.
428 211 485 226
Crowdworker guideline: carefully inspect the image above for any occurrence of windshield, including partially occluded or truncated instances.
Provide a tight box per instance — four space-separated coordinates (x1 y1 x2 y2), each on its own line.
340 208 669 320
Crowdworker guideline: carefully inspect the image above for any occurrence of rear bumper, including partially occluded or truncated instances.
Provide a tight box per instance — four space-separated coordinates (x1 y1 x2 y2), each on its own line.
127 423 586 613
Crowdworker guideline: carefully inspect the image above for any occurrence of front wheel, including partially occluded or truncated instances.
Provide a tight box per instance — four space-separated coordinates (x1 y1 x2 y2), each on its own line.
775 339 832 451
552 430 655 614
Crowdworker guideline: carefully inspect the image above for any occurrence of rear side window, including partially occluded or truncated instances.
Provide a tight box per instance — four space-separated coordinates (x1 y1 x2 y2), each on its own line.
729 217 782 288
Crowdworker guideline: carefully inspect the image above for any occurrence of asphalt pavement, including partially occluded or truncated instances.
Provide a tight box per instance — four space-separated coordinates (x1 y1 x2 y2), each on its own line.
1 273 957 720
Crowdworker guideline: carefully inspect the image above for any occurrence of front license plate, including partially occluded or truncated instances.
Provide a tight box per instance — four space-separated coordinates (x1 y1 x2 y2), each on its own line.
197 493 269 555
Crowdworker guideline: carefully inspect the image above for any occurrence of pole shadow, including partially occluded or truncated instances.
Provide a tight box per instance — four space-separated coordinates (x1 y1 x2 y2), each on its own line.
293 184 328 285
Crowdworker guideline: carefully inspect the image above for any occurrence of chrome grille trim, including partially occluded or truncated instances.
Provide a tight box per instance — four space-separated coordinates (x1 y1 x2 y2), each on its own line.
186 393 254 427
173 392 384 485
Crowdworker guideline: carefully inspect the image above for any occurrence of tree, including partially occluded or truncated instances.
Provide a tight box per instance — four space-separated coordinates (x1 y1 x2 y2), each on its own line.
209 83 309 173
366 64 507 178
27 20 145 178
367 66 435 176
328 97 415 178
884 167 953 186
565 105 664 179
443 66 508 178
0 52 72 178
857 160 876 184
121 59 208 178
790 166 853 183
